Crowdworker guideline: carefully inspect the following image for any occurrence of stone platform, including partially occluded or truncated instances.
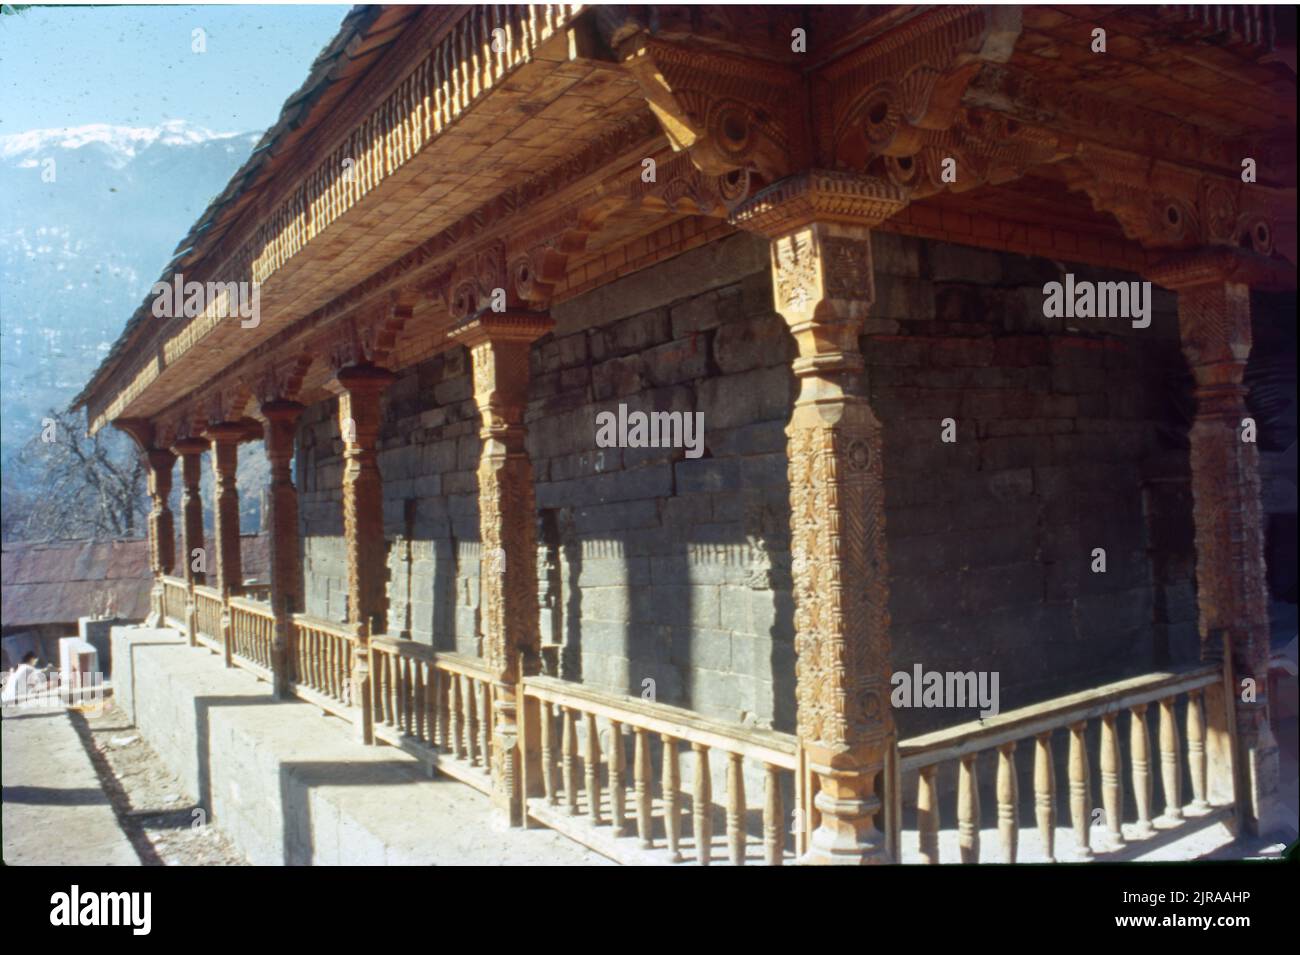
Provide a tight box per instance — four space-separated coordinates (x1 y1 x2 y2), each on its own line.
109 626 608 865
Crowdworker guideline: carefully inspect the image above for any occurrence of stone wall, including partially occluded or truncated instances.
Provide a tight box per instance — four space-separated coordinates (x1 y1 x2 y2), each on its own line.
868 235 1198 732
294 230 1198 736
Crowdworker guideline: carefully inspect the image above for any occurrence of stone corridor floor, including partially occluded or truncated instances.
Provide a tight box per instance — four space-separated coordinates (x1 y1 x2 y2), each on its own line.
2 707 140 865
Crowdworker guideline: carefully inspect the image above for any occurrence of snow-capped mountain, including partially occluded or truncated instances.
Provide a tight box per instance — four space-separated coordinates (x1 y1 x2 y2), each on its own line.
0 120 261 459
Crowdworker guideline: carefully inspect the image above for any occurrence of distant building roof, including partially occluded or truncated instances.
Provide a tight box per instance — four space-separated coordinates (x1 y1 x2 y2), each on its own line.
1 535 269 629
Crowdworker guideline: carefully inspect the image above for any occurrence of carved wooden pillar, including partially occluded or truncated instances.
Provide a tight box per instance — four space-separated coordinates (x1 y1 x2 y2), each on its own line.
1148 248 1281 836
145 449 176 576
205 423 244 668
144 448 176 622
449 310 553 825
262 400 304 700
205 424 244 598
732 171 907 864
172 438 208 587
334 364 394 744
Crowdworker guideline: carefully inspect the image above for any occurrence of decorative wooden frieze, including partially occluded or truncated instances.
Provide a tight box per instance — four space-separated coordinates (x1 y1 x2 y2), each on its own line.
731 171 903 864
448 308 553 823
1147 246 1281 835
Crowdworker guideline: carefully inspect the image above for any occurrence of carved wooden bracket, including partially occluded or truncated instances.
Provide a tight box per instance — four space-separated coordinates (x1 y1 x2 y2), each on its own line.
112 417 155 453
324 296 415 372
630 150 753 217
1066 144 1296 266
820 5 1022 171
245 352 313 407
877 107 1069 199
618 33 805 180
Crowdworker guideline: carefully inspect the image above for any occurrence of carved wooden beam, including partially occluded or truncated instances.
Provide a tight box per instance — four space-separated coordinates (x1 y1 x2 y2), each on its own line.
964 63 1290 180
1064 143 1297 269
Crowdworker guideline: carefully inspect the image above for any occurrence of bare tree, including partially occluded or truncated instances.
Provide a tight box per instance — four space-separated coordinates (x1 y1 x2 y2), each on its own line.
4 409 148 541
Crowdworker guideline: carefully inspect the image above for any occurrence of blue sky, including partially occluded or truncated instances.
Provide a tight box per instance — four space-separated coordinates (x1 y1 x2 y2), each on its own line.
0 4 349 135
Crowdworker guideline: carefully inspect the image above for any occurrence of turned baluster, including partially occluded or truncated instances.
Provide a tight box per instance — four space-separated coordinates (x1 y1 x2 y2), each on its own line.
1130 704 1154 835
562 707 579 816
479 682 491 771
584 712 602 823
608 720 626 835
370 649 383 721
541 702 558 806
762 763 782 866
1186 689 1208 809
309 632 319 693
1158 697 1183 820
403 658 415 734
917 766 940 864
389 654 401 728
449 673 465 760
958 753 980 864
1034 732 1056 862
693 743 712 866
662 735 682 862
1100 712 1124 845
997 742 1018 863
413 661 425 740
437 670 451 751
1069 721 1092 858
634 727 652 847
726 752 745 866
462 675 479 766
423 663 436 745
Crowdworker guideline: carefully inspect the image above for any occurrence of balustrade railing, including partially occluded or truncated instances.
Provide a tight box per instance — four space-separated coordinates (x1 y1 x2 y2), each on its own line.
161 575 189 630
895 662 1230 863
288 614 357 720
229 595 276 678
192 584 224 652
369 636 496 793
520 675 799 865
158 588 1242 866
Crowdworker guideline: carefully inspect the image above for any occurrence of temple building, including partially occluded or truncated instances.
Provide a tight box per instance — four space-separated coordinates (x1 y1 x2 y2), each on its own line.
74 4 1296 864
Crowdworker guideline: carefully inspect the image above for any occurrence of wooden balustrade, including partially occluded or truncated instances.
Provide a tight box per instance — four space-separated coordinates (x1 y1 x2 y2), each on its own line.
161 575 189 630
193 584 224 652
520 675 798 866
897 663 1226 863
368 636 496 794
228 595 275 679
161 588 1234 869
288 614 357 720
